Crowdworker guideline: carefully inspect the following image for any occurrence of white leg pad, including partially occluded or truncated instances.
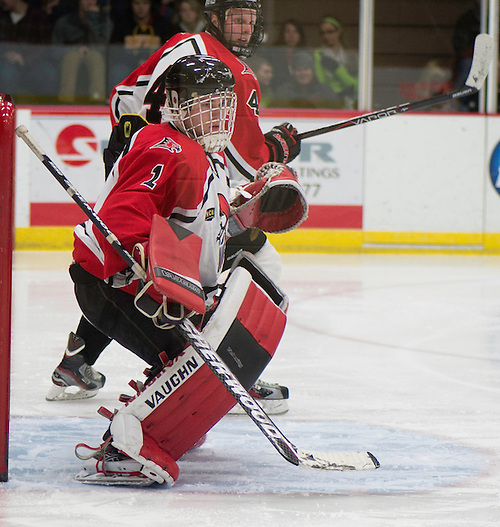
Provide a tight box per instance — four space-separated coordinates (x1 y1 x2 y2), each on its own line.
110 412 179 486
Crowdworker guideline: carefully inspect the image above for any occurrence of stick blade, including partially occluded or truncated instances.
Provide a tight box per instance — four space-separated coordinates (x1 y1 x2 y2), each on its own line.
15 125 28 137
465 33 495 90
296 448 380 471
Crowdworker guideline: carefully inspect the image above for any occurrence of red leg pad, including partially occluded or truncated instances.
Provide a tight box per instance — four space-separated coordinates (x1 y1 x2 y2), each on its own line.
114 258 288 461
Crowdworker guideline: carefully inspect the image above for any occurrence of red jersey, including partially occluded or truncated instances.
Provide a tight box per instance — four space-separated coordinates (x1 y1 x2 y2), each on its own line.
73 124 231 296
109 32 269 184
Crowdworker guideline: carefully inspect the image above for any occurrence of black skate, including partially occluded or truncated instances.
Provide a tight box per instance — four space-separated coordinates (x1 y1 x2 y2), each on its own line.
46 332 106 401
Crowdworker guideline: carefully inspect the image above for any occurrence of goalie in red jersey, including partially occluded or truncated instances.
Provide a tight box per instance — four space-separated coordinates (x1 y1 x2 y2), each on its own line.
47 0 304 413
70 55 307 486
70 56 238 370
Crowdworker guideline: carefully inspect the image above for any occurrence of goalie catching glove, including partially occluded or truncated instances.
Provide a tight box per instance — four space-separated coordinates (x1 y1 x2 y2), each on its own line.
134 215 206 328
264 122 301 163
229 162 308 236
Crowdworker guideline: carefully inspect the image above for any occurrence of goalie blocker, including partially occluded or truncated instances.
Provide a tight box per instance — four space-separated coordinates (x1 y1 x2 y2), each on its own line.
75 253 288 486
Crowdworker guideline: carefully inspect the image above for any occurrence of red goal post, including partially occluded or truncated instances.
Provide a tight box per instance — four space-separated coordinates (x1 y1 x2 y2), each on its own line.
0 94 15 482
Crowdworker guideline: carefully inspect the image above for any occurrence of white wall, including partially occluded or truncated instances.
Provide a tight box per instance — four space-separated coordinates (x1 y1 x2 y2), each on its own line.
363 114 488 233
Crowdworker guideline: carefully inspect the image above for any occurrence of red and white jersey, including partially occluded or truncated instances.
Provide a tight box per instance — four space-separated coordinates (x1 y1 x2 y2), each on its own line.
73 124 231 296
109 32 269 184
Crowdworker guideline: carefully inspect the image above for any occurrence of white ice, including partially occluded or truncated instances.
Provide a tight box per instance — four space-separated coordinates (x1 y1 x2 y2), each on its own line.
2 251 500 526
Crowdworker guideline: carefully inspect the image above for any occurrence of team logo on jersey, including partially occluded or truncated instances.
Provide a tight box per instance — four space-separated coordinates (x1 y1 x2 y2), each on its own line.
206 195 230 223
150 137 182 153
56 125 98 167
241 61 255 77
217 194 230 273
218 193 230 219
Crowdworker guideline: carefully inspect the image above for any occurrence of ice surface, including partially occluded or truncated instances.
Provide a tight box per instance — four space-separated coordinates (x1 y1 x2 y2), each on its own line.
2 251 500 526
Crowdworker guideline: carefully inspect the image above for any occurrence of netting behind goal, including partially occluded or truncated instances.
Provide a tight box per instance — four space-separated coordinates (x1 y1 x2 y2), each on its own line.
0 94 15 482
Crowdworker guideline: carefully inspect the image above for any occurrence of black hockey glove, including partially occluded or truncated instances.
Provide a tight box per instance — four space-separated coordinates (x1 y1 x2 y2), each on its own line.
103 114 148 179
264 122 301 163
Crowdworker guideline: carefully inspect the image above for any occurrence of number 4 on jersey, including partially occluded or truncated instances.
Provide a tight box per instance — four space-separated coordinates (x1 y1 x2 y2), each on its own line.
247 89 259 116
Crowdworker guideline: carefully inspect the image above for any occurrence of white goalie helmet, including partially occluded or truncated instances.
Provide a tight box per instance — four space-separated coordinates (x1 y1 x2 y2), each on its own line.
160 55 237 153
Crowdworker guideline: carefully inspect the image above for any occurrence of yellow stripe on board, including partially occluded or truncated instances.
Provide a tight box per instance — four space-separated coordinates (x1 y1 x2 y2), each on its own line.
15 227 500 254
16 227 75 250
268 230 500 254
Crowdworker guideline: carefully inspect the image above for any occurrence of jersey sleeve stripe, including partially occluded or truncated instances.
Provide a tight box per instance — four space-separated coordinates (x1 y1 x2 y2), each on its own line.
170 212 197 223
159 36 204 61
225 146 256 182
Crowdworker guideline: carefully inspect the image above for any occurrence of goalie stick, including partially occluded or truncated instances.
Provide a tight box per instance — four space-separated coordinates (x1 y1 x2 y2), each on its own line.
15 125 380 472
296 33 494 140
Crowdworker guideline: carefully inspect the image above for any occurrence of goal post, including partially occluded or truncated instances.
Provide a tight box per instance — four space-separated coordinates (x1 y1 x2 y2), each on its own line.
0 94 15 482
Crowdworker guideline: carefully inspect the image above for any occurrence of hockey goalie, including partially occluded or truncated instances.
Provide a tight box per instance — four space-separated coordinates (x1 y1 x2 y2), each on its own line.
68 55 308 485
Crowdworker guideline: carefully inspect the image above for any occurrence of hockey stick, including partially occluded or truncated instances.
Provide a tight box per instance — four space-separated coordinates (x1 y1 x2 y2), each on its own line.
296 33 494 140
15 125 379 472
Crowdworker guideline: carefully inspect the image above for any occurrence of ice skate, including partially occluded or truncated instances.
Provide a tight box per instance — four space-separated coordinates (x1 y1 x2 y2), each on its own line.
75 442 158 486
228 379 289 415
46 332 106 401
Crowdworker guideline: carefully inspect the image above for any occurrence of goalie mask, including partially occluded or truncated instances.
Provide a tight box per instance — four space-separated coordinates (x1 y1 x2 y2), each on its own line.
204 0 264 58
160 55 237 153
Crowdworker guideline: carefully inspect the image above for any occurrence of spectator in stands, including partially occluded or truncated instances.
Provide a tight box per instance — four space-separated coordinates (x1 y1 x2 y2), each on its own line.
247 54 274 108
108 0 175 90
451 0 480 111
110 0 174 45
0 0 57 97
171 0 205 34
267 18 305 91
313 16 357 107
52 0 112 103
275 50 336 109
41 0 72 24
156 0 174 21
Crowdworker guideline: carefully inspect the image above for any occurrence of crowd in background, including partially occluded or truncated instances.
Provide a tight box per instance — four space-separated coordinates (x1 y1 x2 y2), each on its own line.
248 16 358 110
0 0 484 111
0 0 208 103
0 0 360 108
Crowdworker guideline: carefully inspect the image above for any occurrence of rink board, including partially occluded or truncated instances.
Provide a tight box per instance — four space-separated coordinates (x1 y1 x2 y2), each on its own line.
13 107 500 252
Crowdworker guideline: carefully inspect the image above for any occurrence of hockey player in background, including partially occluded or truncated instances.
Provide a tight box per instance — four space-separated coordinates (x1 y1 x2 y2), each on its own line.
47 0 302 412
71 54 307 486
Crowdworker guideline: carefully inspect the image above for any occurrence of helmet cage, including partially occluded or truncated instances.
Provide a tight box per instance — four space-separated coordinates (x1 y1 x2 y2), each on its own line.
162 90 237 153
204 0 264 58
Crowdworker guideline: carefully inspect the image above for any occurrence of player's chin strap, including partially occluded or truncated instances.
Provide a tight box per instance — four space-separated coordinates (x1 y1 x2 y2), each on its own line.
15 124 380 474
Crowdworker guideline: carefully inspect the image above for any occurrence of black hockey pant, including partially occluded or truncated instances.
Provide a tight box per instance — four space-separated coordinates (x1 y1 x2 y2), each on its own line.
69 263 195 368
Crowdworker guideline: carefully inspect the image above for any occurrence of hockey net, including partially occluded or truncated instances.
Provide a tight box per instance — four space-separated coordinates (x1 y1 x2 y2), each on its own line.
0 94 15 482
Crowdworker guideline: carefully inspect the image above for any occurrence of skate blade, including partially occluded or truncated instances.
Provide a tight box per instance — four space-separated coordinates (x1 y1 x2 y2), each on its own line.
228 398 289 415
45 384 99 401
75 469 155 487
